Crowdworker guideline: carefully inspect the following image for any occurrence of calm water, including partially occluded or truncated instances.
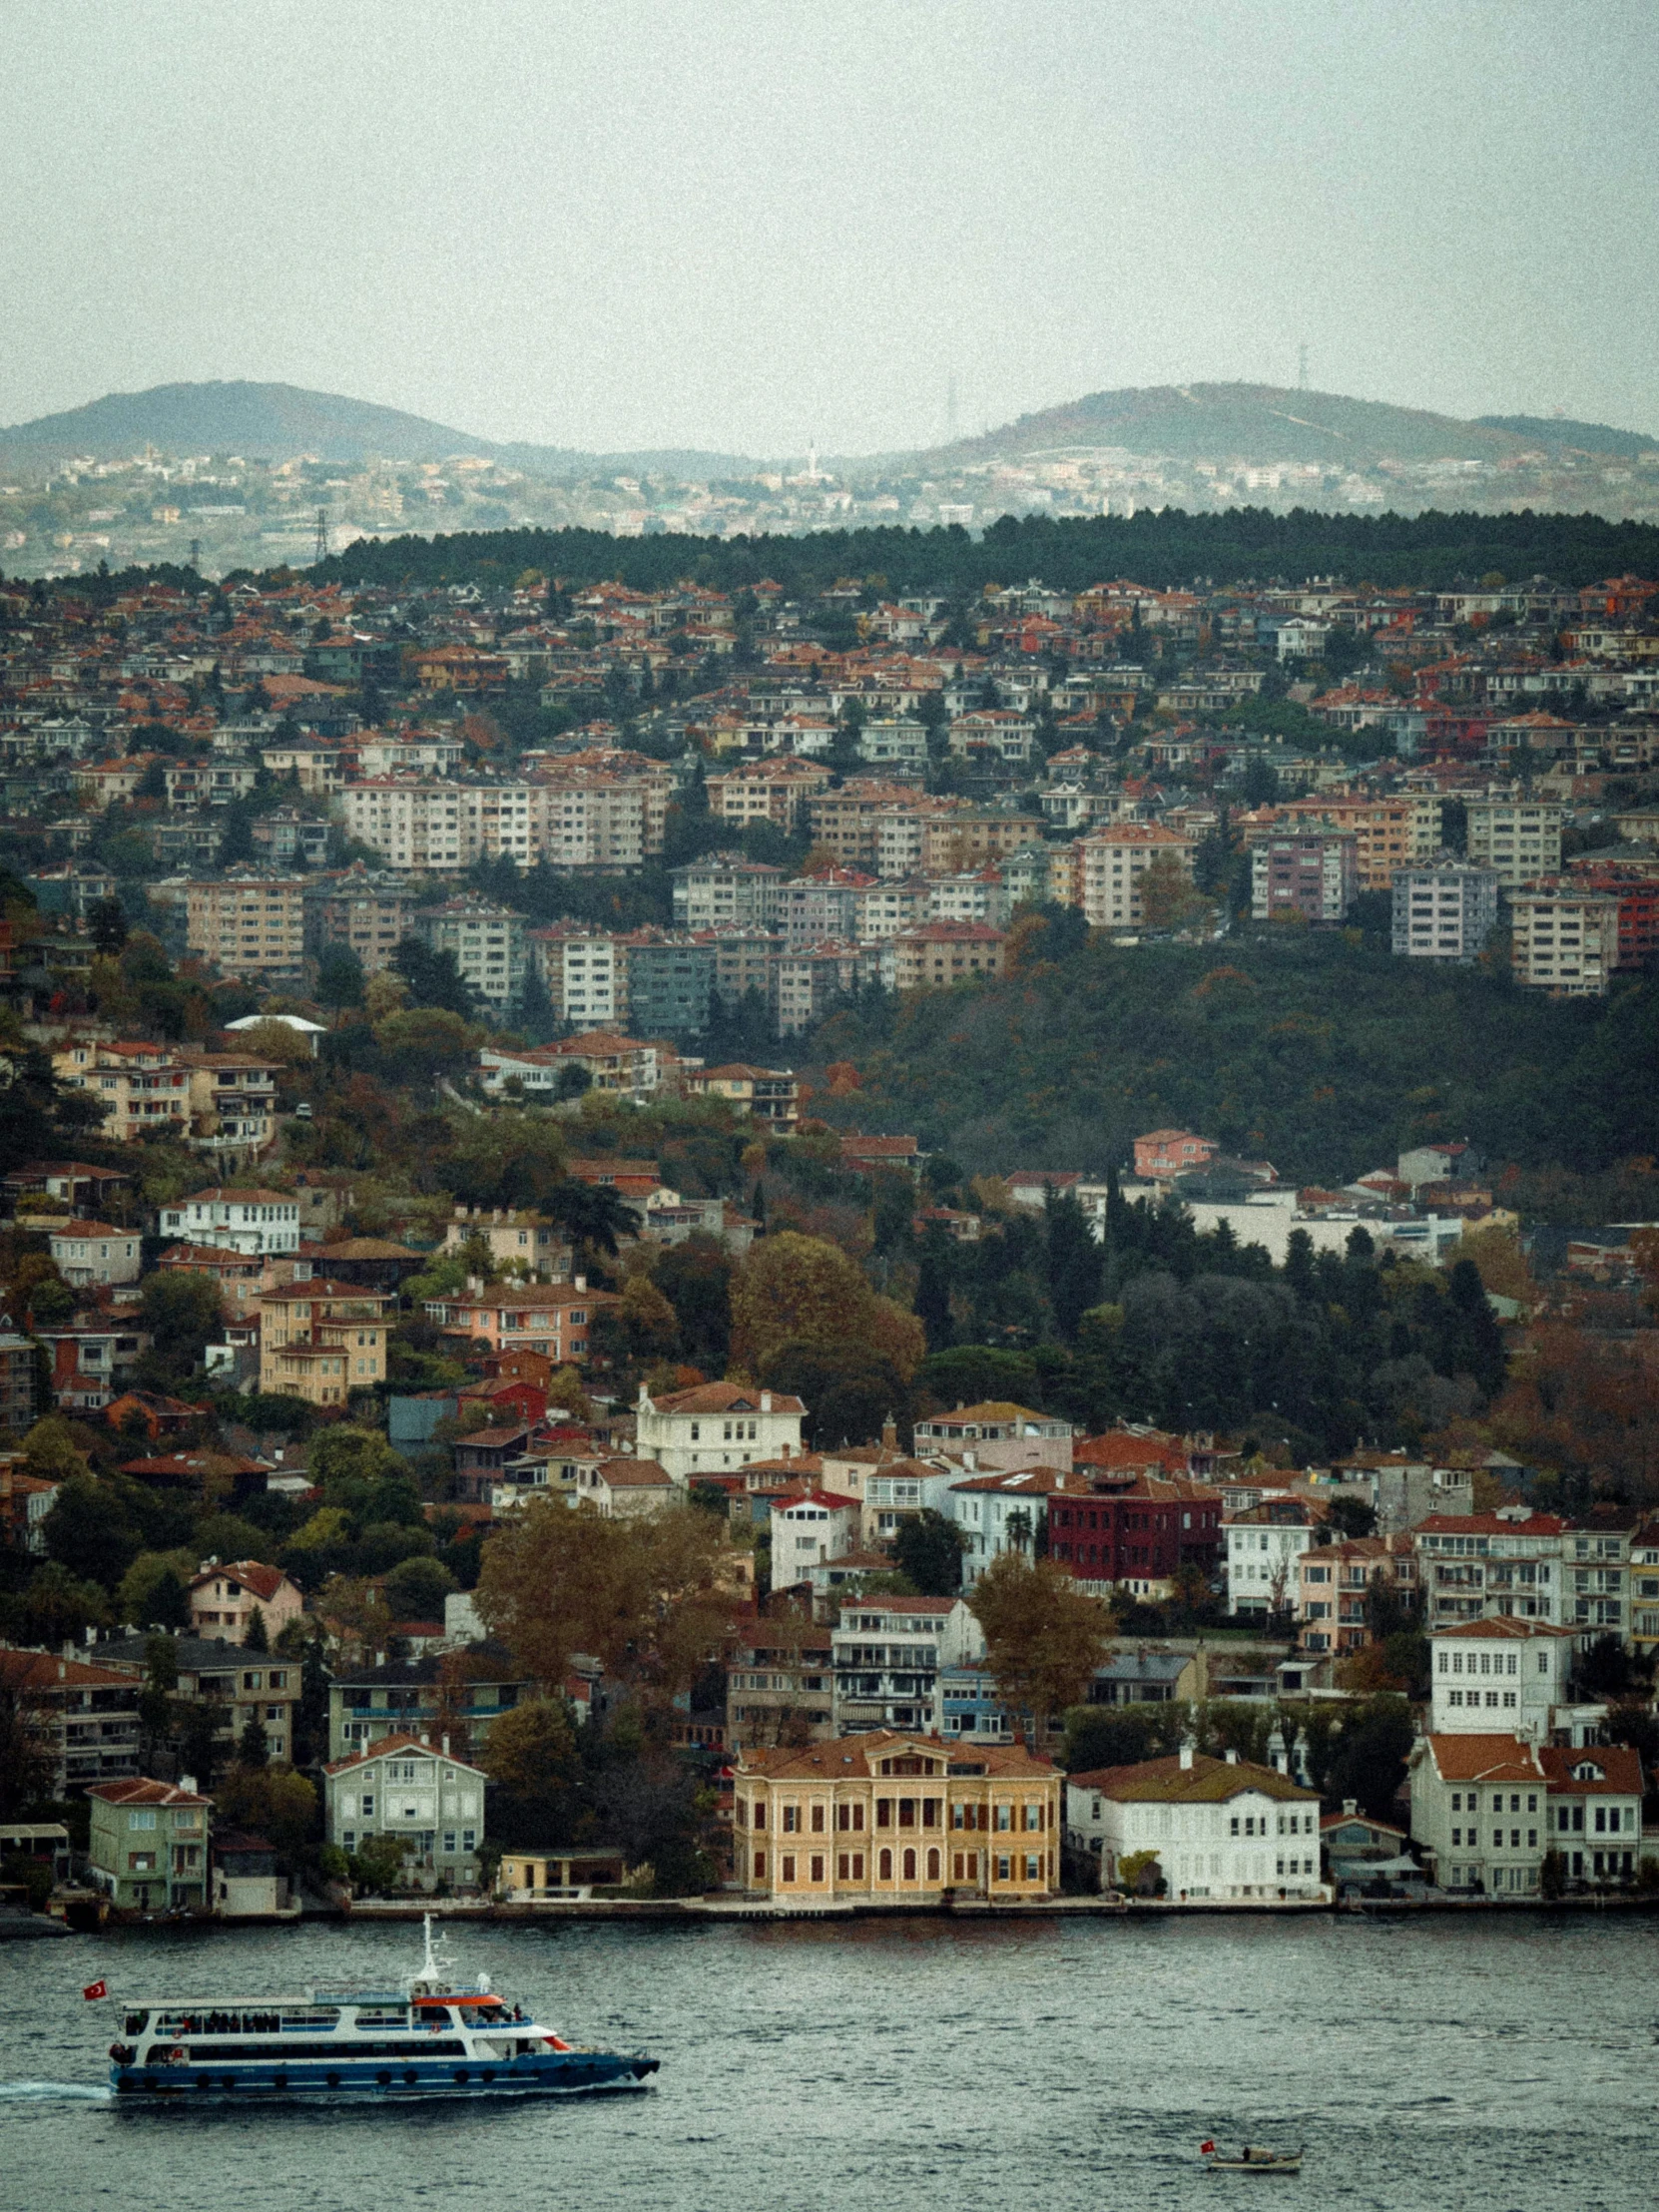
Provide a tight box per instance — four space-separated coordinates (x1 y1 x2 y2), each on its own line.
4 1914 1654 2212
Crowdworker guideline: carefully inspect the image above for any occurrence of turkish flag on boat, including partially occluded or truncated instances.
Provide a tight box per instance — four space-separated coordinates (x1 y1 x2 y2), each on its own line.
82 1980 107 2000
1199 2141 1216 2155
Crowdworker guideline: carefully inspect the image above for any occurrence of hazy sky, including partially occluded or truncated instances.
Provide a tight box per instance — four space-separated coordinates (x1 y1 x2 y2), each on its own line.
4 0 1658 456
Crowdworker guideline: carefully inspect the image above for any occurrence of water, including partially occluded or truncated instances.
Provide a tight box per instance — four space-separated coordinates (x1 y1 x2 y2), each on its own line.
5 1914 1654 2211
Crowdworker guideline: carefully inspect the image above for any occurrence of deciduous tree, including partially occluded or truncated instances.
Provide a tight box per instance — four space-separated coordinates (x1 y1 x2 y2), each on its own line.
967 1554 1111 1745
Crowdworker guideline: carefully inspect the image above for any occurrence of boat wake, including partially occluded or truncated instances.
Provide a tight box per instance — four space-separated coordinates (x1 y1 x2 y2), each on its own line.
0 2081 112 2102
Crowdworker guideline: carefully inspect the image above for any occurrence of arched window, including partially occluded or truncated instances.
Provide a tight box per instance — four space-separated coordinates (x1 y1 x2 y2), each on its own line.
902 1847 916 1883
926 1848 940 1883
878 1848 892 1882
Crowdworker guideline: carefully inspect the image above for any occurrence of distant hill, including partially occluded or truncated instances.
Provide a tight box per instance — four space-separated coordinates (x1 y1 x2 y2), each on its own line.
0 379 758 479
5 374 1656 486
906 381 1580 472
1473 412 1659 457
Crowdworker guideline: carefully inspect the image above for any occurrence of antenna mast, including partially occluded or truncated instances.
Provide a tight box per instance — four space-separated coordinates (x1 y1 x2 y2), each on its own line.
313 507 329 564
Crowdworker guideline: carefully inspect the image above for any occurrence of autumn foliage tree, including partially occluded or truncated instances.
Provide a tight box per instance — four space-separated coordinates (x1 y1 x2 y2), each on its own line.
474 1498 734 1712
967 1554 1112 1746
729 1231 924 1380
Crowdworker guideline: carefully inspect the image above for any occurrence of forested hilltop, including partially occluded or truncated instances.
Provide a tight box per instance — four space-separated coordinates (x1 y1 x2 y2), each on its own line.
312 505 1659 598
802 922 1659 1194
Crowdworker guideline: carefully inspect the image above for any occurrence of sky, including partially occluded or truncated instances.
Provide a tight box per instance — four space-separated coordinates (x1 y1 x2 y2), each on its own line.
3 0 1658 458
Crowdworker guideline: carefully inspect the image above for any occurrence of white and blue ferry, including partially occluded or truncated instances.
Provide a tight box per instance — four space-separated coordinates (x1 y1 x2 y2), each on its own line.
105 1919 659 2101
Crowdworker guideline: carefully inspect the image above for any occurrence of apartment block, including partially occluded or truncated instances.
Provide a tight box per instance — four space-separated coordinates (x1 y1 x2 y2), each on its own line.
1466 801 1563 886
670 854 783 929
412 898 527 1008
185 873 307 986
889 921 1007 990
620 932 715 1036
707 758 830 833
1510 884 1619 996
1390 863 1502 962
1250 832 1358 923
528 773 648 869
1080 824 1198 928
529 925 625 1025
304 867 423 974
339 780 481 871
53 1039 193 1141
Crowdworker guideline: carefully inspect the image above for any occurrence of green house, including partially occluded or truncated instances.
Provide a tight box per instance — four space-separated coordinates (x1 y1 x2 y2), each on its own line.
87 1777 212 1911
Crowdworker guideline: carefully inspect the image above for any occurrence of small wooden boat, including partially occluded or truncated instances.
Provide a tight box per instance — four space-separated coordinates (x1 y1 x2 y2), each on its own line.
1201 2141 1304 2174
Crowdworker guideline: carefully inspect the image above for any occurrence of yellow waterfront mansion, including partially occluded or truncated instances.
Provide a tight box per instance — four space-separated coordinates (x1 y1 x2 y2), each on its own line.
734 1730 1061 1902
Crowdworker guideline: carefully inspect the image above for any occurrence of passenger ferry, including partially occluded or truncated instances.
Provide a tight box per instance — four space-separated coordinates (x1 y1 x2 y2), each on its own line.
105 1918 659 2101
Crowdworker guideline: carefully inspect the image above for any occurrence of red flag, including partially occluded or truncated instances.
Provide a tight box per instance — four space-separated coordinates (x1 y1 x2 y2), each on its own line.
82 1980 107 2000
1199 2141 1216 2155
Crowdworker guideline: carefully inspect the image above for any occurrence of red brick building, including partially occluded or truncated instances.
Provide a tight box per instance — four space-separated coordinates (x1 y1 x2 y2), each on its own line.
1047 1468 1224 1594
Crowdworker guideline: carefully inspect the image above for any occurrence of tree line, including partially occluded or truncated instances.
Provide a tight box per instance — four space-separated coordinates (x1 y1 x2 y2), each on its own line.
310 505 1659 598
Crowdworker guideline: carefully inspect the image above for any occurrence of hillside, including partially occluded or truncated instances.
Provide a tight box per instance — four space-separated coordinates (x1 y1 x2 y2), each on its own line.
799 928 1659 1190
1474 412 1659 458
906 381 1551 471
0 379 756 478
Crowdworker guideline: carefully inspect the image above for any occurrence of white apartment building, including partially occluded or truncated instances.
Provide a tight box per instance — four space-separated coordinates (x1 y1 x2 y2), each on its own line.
1428 1616 1581 1734
634 1379 806 1481
1510 885 1619 996
1390 862 1501 961
1407 1734 1548 1897
530 774 648 869
1079 825 1197 929
1464 800 1563 885
947 1466 1059 1586
412 898 527 1008
926 871 1012 926
856 718 928 776
340 780 482 872
1226 1505 1320 1616
1065 1747 1326 1900
529 929 624 1026
771 1490 861 1582
873 808 928 878
158 1186 301 1256
670 856 783 930
1414 1509 1571 1629
831 1595 984 1735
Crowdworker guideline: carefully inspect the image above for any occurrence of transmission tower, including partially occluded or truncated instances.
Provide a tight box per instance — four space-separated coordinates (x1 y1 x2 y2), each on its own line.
188 537 202 571
313 507 329 564
1297 343 1310 392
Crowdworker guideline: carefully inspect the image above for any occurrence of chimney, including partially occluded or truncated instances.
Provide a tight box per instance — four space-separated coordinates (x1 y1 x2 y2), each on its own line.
1178 1735 1195 1770
575 1274 587 1293
761 1390 773 1413
442 1735 450 1758
181 1774 197 1795
1224 1748 1239 1765
1343 1798 1358 1817
881 1414 897 1450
